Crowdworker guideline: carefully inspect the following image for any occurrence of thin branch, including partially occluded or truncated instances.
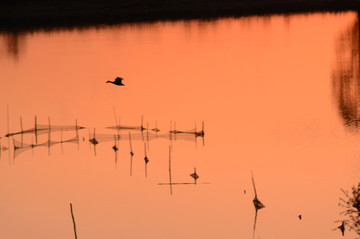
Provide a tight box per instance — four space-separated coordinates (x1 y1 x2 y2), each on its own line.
70 203 78 239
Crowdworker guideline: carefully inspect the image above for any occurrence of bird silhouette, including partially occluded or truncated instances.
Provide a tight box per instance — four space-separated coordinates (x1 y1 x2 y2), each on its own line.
106 77 124 86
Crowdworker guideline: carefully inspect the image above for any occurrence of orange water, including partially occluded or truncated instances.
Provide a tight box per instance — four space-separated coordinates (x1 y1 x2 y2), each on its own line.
0 11 359 239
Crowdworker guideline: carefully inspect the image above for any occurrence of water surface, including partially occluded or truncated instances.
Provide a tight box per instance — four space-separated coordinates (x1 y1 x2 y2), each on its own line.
0 11 359 239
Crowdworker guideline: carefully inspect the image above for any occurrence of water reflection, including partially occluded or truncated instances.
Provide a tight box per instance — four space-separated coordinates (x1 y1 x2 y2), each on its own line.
3 114 206 172
112 134 118 164
7 122 205 147
157 146 206 195
129 132 134 176
251 171 265 239
2 31 27 60
190 167 199 184
337 182 360 237
144 142 149 177
9 116 82 158
332 12 360 128
1 12 358 239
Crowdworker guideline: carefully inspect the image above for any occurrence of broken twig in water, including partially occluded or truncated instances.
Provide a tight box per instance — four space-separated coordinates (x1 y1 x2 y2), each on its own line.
70 203 78 239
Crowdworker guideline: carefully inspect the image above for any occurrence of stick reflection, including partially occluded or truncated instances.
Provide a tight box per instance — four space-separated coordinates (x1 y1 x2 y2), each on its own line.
144 142 149 178
2 114 206 182
129 132 134 176
158 149 208 195
251 171 265 239
332 12 360 130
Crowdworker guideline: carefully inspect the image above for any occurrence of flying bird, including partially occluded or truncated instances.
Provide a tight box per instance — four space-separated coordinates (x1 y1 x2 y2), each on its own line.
106 77 125 86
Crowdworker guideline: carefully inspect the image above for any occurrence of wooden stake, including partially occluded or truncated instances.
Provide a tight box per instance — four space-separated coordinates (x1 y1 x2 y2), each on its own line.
75 119 79 149
129 132 133 176
169 146 173 195
48 116 51 155
70 203 78 239
34 116 38 144
20 116 23 147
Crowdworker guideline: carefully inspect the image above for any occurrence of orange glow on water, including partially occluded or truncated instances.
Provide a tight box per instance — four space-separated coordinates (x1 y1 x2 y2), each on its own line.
0 11 359 239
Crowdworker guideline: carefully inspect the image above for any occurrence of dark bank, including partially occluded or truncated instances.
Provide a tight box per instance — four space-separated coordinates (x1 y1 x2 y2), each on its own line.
0 0 360 30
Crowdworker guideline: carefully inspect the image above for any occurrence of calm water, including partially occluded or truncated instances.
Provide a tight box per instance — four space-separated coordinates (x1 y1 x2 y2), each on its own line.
0 11 359 239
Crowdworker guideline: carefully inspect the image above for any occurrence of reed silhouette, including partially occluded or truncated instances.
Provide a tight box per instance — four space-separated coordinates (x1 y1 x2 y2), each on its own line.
190 167 199 185
251 171 265 239
35 116 38 144
112 108 120 165
338 221 345 236
69 203 78 239
332 12 360 130
60 130 64 155
89 128 99 156
20 116 23 147
113 134 118 165
169 146 173 195
151 121 160 133
144 142 149 177
11 127 78 159
158 165 208 193
47 117 51 155
167 121 205 147
77 130 164 144
195 121 205 146
141 115 146 142
251 171 265 210
1 0 359 31
112 135 118 152
337 182 360 237
106 115 148 135
129 132 134 176
158 147 206 194
1 112 206 172
5 117 85 138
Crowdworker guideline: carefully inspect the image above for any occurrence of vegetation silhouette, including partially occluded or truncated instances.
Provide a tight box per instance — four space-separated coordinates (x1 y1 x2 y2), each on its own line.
251 171 265 239
332 12 360 130
190 167 199 184
112 134 118 165
158 152 208 195
1 0 360 30
169 146 173 195
89 128 99 156
129 132 134 176
144 142 149 177
336 182 360 237
1 114 205 177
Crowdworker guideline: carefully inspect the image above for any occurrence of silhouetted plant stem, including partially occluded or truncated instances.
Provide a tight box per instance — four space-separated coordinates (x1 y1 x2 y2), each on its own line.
70 203 78 239
169 145 173 195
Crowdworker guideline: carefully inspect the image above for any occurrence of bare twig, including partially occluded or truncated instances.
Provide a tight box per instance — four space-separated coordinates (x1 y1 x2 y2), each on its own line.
70 203 78 239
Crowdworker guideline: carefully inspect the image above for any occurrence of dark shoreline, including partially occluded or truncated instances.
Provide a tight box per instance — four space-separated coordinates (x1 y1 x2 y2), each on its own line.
0 0 359 31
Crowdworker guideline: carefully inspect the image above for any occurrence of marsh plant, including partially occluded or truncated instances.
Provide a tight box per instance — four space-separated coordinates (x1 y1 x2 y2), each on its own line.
339 182 360 236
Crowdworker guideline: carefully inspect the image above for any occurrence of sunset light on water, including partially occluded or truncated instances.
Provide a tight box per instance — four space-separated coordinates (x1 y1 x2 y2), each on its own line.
0 11 360 239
